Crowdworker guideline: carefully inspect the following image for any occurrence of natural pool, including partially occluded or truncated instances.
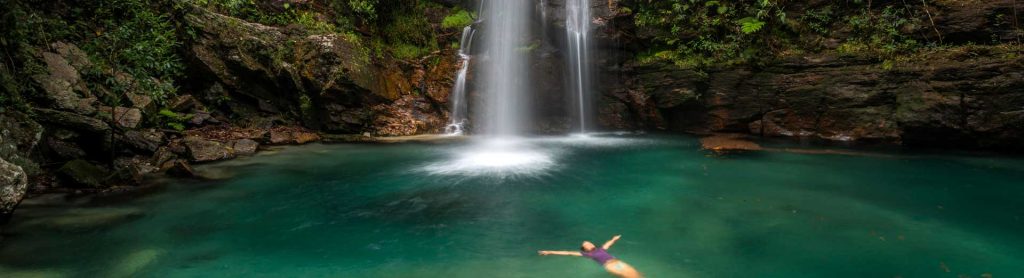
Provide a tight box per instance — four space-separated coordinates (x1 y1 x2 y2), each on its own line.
1 134 1023 277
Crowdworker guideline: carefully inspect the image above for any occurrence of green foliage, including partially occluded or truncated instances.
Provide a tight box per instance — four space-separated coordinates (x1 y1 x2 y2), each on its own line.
347 0 378 21
157 109 191 131
85 0 185 105
391 43 431 59
633 0 788 68
376 2 440 60
800 6 834 35
195 0 341 33
737 17 765 34
843 6 922 64
442 9 474 29
631 1 938 69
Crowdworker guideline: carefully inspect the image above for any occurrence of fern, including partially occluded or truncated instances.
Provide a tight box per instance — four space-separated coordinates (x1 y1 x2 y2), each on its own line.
737 17 765 34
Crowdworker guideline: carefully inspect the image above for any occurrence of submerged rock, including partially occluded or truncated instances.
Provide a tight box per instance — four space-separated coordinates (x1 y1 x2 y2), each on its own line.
0 158 28 222
0 267 68 278
700 134 764 153
9 207 144 233
165 160 196 178
57 159 110 188
107 248 165 278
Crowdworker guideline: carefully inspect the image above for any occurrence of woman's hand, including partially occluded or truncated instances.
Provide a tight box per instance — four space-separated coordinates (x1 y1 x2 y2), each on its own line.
538 251 550 256
612 235 622 241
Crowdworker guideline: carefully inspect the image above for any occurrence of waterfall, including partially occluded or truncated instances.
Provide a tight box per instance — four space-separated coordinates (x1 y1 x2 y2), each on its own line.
566 0 592 133
445 25 476 135
478 0 530 137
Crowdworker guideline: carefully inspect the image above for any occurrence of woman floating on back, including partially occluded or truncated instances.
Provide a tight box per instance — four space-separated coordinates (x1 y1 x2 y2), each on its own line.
538 235 643 278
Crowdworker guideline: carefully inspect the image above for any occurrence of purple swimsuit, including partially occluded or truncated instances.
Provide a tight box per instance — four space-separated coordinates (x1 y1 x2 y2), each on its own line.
581 248 616 265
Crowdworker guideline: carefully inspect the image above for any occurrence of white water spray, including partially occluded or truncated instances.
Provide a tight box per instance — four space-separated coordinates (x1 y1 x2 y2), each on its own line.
566 0 592 133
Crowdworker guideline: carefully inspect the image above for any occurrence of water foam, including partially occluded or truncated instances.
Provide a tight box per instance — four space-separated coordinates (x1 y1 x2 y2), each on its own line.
421 138 555 177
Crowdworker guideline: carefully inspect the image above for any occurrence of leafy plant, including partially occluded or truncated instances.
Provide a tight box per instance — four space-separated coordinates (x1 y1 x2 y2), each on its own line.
737 17 765 34
157 109 191 131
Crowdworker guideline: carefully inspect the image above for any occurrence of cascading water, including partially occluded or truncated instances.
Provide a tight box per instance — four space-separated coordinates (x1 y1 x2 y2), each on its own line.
565 0 592 133
427 0 553 176
477 0 530 136
445 25 476 135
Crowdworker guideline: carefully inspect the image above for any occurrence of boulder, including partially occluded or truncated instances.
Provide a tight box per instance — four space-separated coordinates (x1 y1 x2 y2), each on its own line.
293 132 321 144
152 146 180 169
189 111 218 126
114 156 158 184
46 136 87 160
0 112 44 175
170 95 201 112
57 159 110 188
33 108 110 134
182 137 235 162
269 130 294 145
121 130 165 153
126 93 155 112
32 43 96 115
0 158 28 222
99 106 143 129
231 139 259 156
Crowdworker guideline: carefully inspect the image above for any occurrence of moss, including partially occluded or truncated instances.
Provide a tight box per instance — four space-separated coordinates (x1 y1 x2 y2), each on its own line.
391 43 431 59
441 9 474 29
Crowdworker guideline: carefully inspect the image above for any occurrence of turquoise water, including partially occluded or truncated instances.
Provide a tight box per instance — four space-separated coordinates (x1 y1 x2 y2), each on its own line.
1 134 1023 277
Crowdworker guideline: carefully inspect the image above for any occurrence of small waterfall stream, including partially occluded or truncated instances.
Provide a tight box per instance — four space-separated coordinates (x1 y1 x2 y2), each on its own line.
565 0 592 133
445 26 476 135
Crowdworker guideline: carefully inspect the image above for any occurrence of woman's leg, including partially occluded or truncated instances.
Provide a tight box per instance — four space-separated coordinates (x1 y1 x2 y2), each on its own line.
603 260 642 278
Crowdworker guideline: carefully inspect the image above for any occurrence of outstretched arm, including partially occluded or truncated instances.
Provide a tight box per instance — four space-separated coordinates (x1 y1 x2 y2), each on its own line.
602 235 622 250
538 250 582 256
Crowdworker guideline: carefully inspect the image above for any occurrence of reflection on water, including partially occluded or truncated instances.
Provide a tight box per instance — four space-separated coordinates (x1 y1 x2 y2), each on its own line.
1 134 1023 277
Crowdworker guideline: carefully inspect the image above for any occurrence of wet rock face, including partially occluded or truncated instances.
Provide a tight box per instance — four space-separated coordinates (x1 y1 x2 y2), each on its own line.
590 1 1024 150
371 95 446 137
184 6 380 133
183 5 449 134
0 158 28 222
599 50 1024 150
